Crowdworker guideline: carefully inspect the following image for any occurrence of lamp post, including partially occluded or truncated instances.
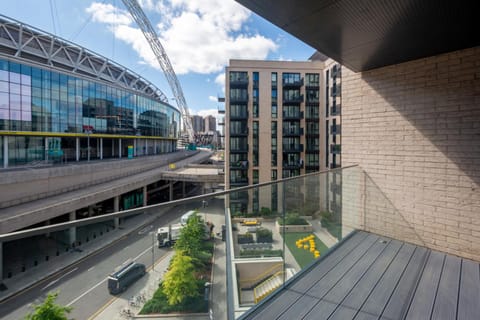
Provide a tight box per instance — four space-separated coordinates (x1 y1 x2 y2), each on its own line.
150 230 155 271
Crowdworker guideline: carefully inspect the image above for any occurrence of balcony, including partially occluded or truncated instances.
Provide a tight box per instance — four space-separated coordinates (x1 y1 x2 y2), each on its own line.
282 111 303 120
331 64 342 78
282 144 303 152
1 166 476 320
330 105 341 116
330 144 341 154
330 85 341 97
282 78 304 88
230 127 248 136
282 127 303 136
282 94 304 104
230 94 248 104
230 78 249 88
282 162 303 169
230 144 249 153
330 124 341 135
230 111 249 120
230 160 248 169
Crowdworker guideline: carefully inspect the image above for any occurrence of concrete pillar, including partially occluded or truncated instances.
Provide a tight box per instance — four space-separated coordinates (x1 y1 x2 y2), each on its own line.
100 138 103 160
169 181 174 201
112 139 115 157
143 186 148 206
3 136 8 168
114 196 120 228
118 139 122 159
133 139 137 157
145 139 148 155
154 140 157 154
69 211 76 246
75 137 80 162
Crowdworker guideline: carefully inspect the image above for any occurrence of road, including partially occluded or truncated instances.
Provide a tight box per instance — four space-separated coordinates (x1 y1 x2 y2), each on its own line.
0 200 212 320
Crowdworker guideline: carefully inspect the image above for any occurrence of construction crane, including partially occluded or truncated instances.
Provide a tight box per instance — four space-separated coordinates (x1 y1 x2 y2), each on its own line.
121 0 195 146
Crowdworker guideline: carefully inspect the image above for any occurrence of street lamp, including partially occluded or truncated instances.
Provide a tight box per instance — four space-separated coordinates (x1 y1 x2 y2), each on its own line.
149 230 155 271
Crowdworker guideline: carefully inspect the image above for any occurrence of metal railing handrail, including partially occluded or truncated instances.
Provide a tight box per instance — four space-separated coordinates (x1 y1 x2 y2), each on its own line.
0 164 358 242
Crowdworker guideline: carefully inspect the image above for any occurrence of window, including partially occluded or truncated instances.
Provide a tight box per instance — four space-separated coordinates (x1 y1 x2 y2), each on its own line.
271 72 277 87
253 170 259 184
271 170 277 181
282 73 301 85
253 72 259 88
271 103 277 118
271 121 277 136
305 73 319 86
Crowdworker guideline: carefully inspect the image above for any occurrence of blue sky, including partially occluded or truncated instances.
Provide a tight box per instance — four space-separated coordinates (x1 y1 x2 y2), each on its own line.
0 0 315 119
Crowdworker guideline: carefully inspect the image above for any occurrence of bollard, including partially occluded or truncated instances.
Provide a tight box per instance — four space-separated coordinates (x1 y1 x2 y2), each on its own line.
34 260 38 266
45 255 49 261
21 266 26 272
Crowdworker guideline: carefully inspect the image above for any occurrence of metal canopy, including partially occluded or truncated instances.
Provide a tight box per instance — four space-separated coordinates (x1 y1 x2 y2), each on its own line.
236 0 479 72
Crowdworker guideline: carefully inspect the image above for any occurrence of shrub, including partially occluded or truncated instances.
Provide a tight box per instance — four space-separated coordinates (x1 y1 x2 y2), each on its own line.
256 228 273 243
240 249 283 257
260 207 272 217
278 214 308 226
237 233 254 244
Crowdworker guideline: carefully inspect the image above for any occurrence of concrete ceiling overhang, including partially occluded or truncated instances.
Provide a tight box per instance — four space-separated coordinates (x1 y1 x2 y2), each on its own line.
236 0 479 72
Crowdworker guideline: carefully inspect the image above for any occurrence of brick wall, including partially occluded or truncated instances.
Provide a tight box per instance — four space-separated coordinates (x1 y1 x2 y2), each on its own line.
341 47 480 260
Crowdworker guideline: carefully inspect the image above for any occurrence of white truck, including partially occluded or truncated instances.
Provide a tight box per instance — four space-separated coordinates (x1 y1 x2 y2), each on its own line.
157 223 183 247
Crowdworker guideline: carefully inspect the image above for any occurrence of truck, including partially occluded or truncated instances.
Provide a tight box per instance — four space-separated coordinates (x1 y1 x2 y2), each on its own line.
157 220 212 248
157 223 183 247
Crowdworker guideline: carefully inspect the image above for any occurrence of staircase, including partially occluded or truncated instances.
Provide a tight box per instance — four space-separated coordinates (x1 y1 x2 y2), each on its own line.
253 268 297 304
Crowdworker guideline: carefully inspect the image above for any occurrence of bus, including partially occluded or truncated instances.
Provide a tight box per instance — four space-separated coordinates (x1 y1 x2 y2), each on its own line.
107 261 146 294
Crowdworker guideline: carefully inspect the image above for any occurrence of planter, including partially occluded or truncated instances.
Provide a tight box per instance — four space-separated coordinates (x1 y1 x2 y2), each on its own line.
276 220 313 233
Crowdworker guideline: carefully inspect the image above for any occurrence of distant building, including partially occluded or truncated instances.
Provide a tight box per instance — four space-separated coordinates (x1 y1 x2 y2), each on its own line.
204 115 216 133
191 115 204 133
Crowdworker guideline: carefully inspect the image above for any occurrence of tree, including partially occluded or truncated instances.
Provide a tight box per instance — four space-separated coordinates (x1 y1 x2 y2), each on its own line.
162 251 199 305
174 213 205 258
25 291 72 320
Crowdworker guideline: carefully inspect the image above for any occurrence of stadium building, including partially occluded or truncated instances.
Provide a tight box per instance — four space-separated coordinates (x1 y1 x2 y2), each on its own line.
0 15 180 168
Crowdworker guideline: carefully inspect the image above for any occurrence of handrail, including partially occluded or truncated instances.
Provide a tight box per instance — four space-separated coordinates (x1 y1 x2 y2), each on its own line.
253 270 285 304
239 263 283 287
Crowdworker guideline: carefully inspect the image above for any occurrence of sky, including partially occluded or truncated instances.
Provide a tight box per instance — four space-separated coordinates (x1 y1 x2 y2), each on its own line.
0 0 315 121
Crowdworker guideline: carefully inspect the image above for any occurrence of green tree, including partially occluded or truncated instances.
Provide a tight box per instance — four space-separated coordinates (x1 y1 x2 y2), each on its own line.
175 213 205 258
162 251 199 305
25 291 72 320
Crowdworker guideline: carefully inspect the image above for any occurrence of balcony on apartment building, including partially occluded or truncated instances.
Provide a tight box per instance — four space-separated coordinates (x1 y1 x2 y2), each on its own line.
330 84 341 97
282 94 304 104
230 111 249 120
282 111 304 120
330 144 341 154
282 161 304 170
230 77 249 88
282 127 303 136
225 166 479 320
330 105 341 116
282 143 304 152
282 78 304 88
230 127 249 136
331 64 342 78
230 94 249 104
330 124 341 135
230 142 249 153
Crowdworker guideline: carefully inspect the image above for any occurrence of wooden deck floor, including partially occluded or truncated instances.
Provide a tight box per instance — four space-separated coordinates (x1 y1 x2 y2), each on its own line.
242 231 480 320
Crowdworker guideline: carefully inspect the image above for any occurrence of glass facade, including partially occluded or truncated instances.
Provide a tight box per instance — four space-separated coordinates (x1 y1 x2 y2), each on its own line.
0 59 179 136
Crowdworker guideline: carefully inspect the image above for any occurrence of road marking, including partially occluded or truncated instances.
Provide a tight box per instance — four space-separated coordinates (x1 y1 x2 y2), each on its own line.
66 278 107 307
87 266 95 272
41 267 78 291
67 247 156 307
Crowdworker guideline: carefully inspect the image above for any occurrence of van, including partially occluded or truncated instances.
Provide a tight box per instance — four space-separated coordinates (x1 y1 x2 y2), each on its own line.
180 210 196 225
108 262 146 294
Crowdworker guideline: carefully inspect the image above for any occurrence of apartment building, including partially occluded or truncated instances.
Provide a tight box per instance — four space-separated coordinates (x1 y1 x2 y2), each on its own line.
225 59 344 215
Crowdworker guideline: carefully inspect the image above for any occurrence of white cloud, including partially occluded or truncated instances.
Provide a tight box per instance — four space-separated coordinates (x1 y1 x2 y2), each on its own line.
208 96 217 102
86 0 278 75
215 73 225 93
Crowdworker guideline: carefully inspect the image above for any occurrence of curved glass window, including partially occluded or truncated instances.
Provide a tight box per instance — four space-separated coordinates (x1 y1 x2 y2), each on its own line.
0 58 180 137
